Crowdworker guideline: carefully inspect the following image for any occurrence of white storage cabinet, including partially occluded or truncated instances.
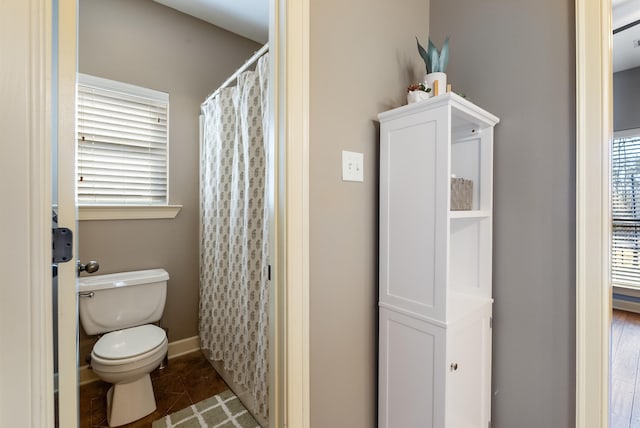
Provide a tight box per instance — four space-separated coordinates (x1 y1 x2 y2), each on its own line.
378 93 499 428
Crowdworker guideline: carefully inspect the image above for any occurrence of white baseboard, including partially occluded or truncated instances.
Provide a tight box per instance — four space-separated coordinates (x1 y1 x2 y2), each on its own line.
79 335 200 385
166 335 201 359
613 298 640 314
613 286 640 314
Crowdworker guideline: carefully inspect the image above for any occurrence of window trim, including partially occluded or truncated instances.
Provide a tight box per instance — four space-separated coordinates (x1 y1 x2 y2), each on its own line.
78 204 182 221
615 128 640 141
78 73 169 105
76 73 171 209
611 127 640 287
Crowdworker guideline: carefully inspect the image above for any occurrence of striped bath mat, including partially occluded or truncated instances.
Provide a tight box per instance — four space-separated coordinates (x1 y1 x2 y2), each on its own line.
152 389 260 428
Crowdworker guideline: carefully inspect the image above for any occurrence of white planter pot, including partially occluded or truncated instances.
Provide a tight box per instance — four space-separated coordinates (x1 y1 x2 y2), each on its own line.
407 90 431 104
425 72 447 96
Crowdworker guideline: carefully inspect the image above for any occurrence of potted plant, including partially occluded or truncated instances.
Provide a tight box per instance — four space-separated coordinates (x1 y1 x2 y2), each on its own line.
416 36 449 96
406 82 431 104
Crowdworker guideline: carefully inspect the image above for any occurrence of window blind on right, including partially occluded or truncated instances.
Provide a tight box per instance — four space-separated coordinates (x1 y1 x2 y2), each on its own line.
612 132 640 287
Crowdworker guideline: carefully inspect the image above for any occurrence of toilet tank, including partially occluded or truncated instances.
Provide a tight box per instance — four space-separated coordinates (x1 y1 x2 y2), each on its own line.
78 269 169 335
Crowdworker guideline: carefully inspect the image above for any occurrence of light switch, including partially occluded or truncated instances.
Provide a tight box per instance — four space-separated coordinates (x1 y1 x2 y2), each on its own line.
342 150 364 182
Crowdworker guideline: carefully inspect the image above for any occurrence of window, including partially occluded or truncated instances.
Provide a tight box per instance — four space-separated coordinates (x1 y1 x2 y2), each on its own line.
77 74 169 206
612 129 640 287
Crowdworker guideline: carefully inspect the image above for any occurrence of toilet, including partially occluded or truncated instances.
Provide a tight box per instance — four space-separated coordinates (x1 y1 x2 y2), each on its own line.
78 269 169 427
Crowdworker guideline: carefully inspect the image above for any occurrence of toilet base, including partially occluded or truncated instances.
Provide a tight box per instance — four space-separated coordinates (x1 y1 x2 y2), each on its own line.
106 374 157 427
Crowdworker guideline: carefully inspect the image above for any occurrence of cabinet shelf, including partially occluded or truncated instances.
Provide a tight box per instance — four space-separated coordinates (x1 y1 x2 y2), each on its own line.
380 295 493 327
449 210 491 219
447 292 493 323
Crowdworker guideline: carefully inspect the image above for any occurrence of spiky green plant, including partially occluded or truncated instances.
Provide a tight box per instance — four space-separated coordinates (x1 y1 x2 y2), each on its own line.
416 36 449 74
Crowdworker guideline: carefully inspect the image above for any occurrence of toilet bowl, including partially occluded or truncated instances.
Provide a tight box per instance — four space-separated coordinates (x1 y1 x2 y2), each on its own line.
78 269 169 427
91 325 168 427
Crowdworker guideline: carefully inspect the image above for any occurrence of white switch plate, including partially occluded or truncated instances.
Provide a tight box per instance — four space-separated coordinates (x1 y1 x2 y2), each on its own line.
342 150 364 182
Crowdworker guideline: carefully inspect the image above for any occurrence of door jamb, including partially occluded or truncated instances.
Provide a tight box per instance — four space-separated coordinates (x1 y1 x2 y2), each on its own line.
575 0 612 426
277 0 311 426
56 0 79 427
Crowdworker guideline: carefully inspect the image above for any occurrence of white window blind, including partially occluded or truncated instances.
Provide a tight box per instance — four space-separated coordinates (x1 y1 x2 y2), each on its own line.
77 74 169 205
612 131 640 287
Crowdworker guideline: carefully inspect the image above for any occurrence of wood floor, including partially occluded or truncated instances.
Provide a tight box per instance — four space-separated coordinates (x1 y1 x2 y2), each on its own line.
612 309 640 428
79 350 228 428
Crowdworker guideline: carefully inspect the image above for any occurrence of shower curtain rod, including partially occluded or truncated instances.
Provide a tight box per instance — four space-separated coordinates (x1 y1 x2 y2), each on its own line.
202 43 269 106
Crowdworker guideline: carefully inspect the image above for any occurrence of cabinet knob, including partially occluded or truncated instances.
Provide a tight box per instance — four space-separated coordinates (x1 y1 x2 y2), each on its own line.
450 362 459 371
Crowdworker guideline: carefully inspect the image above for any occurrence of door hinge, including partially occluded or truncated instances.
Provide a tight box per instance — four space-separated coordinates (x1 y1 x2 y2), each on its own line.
489 316 493 329
488 420 492 428
268 264 272 281
52 227 73 264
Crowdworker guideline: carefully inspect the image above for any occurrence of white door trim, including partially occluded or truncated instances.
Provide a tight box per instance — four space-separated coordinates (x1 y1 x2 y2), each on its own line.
279 0 311 426
269 1 283 426
0 0 54 426
575 0 612 426
56 0 79 427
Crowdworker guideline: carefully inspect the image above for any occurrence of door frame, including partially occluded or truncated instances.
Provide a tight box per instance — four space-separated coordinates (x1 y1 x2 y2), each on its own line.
56 0 79 426
276 0 311 426
575 0 612 426
0 0 55 426
0 0 312 426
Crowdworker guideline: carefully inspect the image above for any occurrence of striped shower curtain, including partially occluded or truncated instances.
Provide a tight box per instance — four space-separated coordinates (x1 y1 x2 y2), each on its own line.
199 55 269 420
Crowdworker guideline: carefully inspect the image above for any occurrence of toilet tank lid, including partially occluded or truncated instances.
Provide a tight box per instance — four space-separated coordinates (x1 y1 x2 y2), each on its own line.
77 268 169 292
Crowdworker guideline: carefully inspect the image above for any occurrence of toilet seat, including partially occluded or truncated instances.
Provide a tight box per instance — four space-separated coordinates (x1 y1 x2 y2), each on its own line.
93 324 166 361
91 332 167 384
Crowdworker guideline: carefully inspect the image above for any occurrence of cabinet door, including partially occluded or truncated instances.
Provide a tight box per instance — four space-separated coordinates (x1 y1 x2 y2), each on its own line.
445 305 492 428
379 307 445 428
379 106 450 321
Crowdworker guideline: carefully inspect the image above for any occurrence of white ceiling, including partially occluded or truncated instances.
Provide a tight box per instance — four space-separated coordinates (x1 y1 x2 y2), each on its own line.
153 0 268 44
613 0 640 72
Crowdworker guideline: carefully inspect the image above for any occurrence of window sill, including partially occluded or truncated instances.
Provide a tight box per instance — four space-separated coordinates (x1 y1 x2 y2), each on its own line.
79 205 182 221
613 284 640 297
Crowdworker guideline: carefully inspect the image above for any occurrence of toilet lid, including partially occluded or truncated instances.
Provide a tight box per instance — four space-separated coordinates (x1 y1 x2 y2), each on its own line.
93 324 166 360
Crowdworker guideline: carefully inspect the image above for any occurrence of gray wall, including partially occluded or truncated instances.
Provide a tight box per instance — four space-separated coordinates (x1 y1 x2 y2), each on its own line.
78 0 259 359
614 66 640 131
429 1 576 427
308 0 428 426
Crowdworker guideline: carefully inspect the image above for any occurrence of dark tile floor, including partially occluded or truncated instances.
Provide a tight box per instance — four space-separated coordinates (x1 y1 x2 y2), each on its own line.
79 350 228 428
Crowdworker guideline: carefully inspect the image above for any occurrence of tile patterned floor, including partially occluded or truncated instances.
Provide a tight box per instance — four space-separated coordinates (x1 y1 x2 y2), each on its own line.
79 350 229 428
